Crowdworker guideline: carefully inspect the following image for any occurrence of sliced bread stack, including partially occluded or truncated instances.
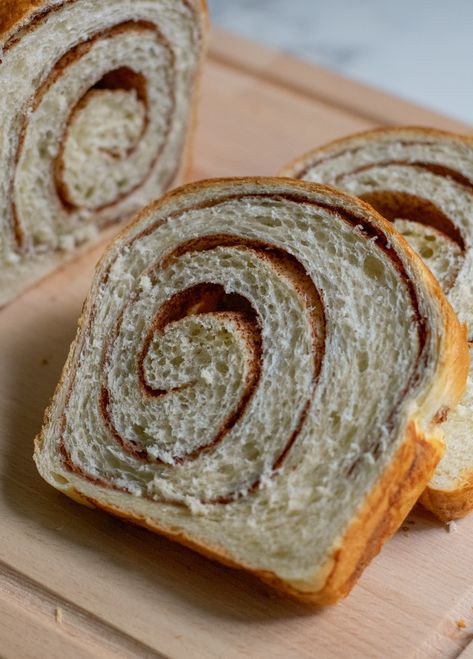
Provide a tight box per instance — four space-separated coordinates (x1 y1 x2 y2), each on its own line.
34 178 468 604
282 128 473 521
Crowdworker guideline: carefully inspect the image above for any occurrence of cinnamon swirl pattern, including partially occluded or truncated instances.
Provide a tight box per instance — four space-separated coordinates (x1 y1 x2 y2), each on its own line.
0 0 206 305
35 179 467 602
282 128 473 521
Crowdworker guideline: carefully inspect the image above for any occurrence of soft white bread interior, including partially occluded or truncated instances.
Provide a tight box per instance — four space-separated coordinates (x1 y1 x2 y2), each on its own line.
281 128 473 521
0 0 207 306
34 178 468 603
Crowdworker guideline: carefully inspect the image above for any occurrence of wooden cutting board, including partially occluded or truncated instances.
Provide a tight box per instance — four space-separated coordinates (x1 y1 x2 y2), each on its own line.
1 29 472 659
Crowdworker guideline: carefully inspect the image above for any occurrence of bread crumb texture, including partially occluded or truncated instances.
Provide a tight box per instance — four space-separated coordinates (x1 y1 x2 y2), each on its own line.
0 0 205 305
34 178 466 602
283 127 473 521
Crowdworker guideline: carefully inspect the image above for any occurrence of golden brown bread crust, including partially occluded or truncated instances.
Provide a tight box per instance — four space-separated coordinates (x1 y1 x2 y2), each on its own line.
0 0 45 39
34 177 469 604
420 473 473 521
54 422 442 605
313 424 443 603
280 126 473 179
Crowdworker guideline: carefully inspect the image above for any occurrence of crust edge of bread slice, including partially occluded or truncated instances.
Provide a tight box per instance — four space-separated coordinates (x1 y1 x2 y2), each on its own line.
419 474 473 522
279 125 473 182
35 421 442 604
34 177 469 603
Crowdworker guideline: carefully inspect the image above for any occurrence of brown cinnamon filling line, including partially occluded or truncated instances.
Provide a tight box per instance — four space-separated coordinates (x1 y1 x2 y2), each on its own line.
358 189 465 250
335 159 473 194
334 162 468 294
11 20 175 251
60 192 429 504
5 0 200 235
138 283 259 398
295 145 470 285
99 240 324 479
150 239 325 505
3 0 198 53
355 188 466 297
101 284 263 465
295 140 473 187
335 163 467 251
54 66 152 212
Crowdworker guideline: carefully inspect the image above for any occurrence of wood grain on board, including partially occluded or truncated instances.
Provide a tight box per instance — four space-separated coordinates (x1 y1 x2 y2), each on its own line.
0 29 472 659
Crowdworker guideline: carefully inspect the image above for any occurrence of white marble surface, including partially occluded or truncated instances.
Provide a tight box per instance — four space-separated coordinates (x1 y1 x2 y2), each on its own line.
207 0 472 125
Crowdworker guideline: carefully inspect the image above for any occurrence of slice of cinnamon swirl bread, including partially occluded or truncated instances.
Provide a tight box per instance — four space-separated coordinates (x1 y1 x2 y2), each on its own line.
34 178 468 603
0 0 207 306
282 128 473 521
